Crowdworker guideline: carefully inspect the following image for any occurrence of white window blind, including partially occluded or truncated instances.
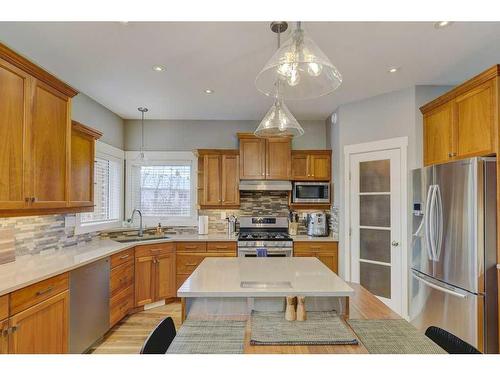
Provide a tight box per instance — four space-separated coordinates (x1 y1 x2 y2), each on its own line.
81 157 121 224
132 165 192 217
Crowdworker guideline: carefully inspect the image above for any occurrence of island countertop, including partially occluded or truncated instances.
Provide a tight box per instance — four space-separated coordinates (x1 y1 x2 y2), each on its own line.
177 257 354 298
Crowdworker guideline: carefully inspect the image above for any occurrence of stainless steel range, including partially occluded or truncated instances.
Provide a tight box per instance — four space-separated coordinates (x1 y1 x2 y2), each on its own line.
237 216 293 257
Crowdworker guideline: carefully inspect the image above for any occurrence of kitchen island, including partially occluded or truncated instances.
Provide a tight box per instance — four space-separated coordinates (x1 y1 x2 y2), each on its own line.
178 257 354 321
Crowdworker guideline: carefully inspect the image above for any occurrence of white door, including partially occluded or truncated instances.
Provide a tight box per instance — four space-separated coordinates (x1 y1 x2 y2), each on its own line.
350 149 402 314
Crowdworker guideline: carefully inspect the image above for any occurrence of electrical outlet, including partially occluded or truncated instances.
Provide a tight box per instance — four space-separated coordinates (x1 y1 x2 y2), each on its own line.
64 215 76 228
220 211 226 220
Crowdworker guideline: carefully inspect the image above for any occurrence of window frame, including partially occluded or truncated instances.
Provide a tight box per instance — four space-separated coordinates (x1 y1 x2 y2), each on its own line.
125 151 198 227
75 141 125 235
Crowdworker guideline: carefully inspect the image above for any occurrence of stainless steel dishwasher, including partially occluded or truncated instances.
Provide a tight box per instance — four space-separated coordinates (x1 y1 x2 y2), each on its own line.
69 257 110 353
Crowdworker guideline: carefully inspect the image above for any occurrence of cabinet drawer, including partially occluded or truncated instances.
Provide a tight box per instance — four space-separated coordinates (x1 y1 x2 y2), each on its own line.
10 273 69 315
135 242 175 258
206 241 236 252
110 260 134 297
111 248 135 268
0 294 8 321
294 241 338 254
176 242 207 253
110 284 134 327
176 254 205 274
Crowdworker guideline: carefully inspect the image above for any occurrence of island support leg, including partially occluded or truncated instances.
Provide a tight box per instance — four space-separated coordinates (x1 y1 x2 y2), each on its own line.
181 297 186 323
342 297 350 319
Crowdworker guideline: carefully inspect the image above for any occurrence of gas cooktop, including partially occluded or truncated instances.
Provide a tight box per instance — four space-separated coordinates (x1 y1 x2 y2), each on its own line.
237 232 292 241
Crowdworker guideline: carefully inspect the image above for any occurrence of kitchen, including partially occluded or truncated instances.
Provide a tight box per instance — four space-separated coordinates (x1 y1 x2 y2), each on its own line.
1 7 500 373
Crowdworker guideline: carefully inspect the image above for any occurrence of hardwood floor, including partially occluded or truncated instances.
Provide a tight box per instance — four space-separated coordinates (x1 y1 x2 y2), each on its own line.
90 302 182 354
91 283 399 354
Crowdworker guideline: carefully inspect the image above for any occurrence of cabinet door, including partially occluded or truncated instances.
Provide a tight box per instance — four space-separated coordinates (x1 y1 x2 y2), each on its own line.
30 81 70 208
291 153 310 180
0 318 8 354
221 154 239 206
203 154 221 205
0 58 31 210
239 138 266 179
135 256 155 307
455 79 495 158
317 253 338 273
155 252 176 300
69 128 94 207
423 102 454 166
310 154 331 181
9 290 69 354
266 138 291 180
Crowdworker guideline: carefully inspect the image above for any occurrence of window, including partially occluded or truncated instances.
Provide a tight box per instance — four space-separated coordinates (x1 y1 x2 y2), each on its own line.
75 142 124 234
126 152 197 226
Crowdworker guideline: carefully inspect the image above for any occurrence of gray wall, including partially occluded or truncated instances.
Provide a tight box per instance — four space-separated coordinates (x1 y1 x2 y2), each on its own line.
329 85 451 278
124 119 328 151
72 93 125 149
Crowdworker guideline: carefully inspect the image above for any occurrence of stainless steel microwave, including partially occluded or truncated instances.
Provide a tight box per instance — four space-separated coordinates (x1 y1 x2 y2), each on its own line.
292 182 330 203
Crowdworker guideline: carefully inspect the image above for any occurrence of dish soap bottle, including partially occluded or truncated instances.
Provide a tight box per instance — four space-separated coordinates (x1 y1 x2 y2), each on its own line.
155 223 163 236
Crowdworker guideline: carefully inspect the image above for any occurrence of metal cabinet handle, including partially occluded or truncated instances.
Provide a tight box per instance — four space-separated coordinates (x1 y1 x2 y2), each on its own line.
25 197 30 203
184 246 197 249
119 254 130 260
35 286 54 296
186 263 198 267
31 197 36 203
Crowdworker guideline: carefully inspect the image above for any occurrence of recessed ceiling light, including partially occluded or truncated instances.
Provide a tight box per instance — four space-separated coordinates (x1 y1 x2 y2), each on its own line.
204 89 214 94
434 21 453 29
152 65 165 72
388 67 400 73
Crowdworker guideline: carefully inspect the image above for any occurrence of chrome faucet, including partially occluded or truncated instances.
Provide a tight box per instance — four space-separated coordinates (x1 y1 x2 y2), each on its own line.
129 209 144 237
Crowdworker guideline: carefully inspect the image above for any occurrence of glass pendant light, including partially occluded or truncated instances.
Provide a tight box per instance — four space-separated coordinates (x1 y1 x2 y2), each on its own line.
136 107 148 161
254 22 304 138
256 21 342 100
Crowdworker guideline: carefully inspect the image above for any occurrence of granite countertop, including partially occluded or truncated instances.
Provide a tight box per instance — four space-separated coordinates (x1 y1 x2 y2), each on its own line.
177 257 354 298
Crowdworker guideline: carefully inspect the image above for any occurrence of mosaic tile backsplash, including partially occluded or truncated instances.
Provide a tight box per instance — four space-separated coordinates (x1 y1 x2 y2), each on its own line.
0 214 96 257
1 192 338 257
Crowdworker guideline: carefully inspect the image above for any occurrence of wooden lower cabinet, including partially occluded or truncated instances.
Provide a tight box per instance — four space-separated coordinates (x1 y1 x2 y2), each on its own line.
0 318 8 354
134 244 176 307
8 290 69 354
294 241 338 274
109 250 135 327
109 285 134 327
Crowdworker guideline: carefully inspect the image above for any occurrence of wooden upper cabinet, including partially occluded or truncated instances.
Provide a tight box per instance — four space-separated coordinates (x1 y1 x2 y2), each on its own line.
266 138 291 180
291 151 332 181
0 43 78 216
69 121 102 208
421 65 499 166
455 79 495 158
30 82 71 208
9 290 69 354
198 150 239 208
203 154 222 206
423 103 455 166
0 58 30 210
221 154 240 206
239 136 266 179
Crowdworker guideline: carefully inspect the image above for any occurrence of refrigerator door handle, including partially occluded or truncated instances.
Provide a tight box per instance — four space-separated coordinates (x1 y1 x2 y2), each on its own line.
435 184 444 261
412 270 469 299
428 185 439 261
424 185 435 261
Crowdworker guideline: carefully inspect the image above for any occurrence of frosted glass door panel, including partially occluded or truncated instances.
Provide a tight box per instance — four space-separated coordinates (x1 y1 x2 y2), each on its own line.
360 228 391 263
360 160 390 193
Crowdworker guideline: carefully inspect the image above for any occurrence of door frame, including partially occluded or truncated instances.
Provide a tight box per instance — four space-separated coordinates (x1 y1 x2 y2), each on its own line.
343 136 409 318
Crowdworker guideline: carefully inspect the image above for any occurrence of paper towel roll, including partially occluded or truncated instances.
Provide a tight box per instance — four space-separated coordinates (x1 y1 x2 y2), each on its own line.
198 216 208 235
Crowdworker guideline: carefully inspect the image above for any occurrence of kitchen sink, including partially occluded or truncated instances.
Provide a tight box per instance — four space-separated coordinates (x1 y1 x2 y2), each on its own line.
115 235 170 243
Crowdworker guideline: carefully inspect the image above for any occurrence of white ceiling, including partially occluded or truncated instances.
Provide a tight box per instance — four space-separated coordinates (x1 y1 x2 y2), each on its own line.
1 22 500 121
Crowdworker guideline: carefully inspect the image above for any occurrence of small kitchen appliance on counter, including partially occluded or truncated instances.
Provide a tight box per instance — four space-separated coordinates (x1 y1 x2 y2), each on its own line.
306 212 329 237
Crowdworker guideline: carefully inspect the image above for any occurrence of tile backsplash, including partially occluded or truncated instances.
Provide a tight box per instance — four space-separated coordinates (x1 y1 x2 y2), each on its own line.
0 214 96 256
1 192 339 257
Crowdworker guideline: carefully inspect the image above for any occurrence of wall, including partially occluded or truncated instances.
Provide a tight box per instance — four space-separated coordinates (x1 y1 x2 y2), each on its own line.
123 119 328 151
330 85 452 278
72 93 125 149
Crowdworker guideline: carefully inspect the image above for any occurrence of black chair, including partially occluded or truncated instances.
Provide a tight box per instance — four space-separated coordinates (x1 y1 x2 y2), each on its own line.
425 326 481 354
140 317 177 354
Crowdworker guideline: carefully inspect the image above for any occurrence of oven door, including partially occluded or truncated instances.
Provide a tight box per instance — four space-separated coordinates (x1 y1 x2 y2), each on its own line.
293 182 330 203
238 247 292 257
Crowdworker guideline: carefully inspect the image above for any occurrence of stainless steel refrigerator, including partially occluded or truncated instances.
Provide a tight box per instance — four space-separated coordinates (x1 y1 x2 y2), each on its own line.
410 157 498 353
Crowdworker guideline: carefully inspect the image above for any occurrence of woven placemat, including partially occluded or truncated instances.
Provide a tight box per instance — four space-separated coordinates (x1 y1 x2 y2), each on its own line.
347 319 446 354
250 311 358 345
167 320 246 354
